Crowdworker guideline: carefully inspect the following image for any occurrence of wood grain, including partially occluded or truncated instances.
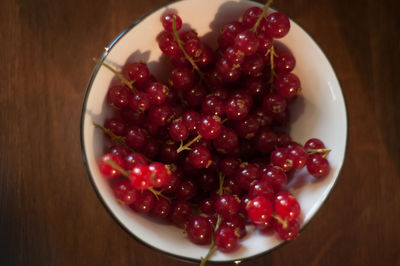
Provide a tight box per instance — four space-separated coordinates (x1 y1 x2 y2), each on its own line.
1 0 399 265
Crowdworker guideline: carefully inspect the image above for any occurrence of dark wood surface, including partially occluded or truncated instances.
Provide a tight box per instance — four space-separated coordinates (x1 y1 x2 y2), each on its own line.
1 0 399 265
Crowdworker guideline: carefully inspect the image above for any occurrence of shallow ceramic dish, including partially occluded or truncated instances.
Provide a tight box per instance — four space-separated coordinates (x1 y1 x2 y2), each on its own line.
80 0 347 263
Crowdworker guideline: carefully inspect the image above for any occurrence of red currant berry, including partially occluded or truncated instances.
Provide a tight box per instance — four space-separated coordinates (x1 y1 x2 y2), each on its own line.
113 179 139 205
161 13 182 32
246 196 273 224
274 191 301 222
214 225 239 253
129 164 152 190
186 216 212 245
99 153 125 178
307 154 330 178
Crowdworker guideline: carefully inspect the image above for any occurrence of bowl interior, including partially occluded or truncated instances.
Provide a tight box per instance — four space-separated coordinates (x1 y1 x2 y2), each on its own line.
81 0 347 262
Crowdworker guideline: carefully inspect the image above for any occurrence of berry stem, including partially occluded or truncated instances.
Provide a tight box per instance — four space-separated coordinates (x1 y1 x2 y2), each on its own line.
105 159 169 200
272 213 288 229
307 148 331 158
268 45 278 89
104 159 130 177
92 58 137 93
177 134 202 153
199 173 225 266
172 16 204 79
93 122 136 153
147 187 171 201
251 0 274 33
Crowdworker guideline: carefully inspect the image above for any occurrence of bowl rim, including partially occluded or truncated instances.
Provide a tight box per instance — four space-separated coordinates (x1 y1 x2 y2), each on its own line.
80 0 349 263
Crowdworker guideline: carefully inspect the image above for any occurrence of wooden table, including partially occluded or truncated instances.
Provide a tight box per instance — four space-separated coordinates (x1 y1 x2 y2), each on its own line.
1 0 399 265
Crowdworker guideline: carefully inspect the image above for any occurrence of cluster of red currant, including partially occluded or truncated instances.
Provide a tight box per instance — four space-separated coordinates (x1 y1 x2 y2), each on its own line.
94 1 331 264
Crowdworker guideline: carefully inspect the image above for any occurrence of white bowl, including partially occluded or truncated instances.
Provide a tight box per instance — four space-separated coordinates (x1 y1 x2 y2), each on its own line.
80 0 347 263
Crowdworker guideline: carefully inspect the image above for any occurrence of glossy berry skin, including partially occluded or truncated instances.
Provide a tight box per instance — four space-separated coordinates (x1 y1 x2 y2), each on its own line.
235 163 259 190
186 216 212 245
265 12 290 39
214 225 239 253
176 180 197 201
201 96 225 117
234 115 259 139
248 179 274 199
170 67 195 91
129 165 152 190
148 104 173 126
196 44 215 68
246 196 273 224
258 166 287 192
146 82 169 105
124 152 147 170
242 7 263 29
273 218 300 241
148 162 169 188
270 148 293 172
150 197 171 219
274 191 301 221
200 197 215 215
221 215 247 239
234 29 259 56
125 126 147 150
220 157 240 177
182 110 201 135
131 190 155 213
158 37 180 56
262 93 287 114
169 121 189 142
109 145 130 158
213 127 239 154
275 52 296 74
197 116 222 139
224 46 245 65
215 58 241 83
225 96 250 120
104 117 126 136
169 200 192 228
188 146 211 168
162 171 181 195
183 82 206 107
130 92 151 112
99 153 125 178
304 138 326 150
307 154 330 178
253 127 277 154
113 179 139 205
219 21 244 46
214 194 240 219
107 85 131 108
161 13 182 32
275 73 301 98
123 62 150 86
241 53 265 77
257 32 273 54
287 146 308 169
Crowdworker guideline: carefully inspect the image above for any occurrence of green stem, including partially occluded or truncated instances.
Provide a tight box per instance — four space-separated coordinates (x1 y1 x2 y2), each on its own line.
93 122 136 153
105 159 130 177
268 45 278 89
177 134 202 153
199 173 225 266
307 148 331 158
172 16 204 79
92 58 136 93
251 0 274 33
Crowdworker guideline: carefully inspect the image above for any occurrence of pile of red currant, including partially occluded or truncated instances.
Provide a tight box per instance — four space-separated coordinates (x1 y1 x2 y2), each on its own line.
94 1 331 263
